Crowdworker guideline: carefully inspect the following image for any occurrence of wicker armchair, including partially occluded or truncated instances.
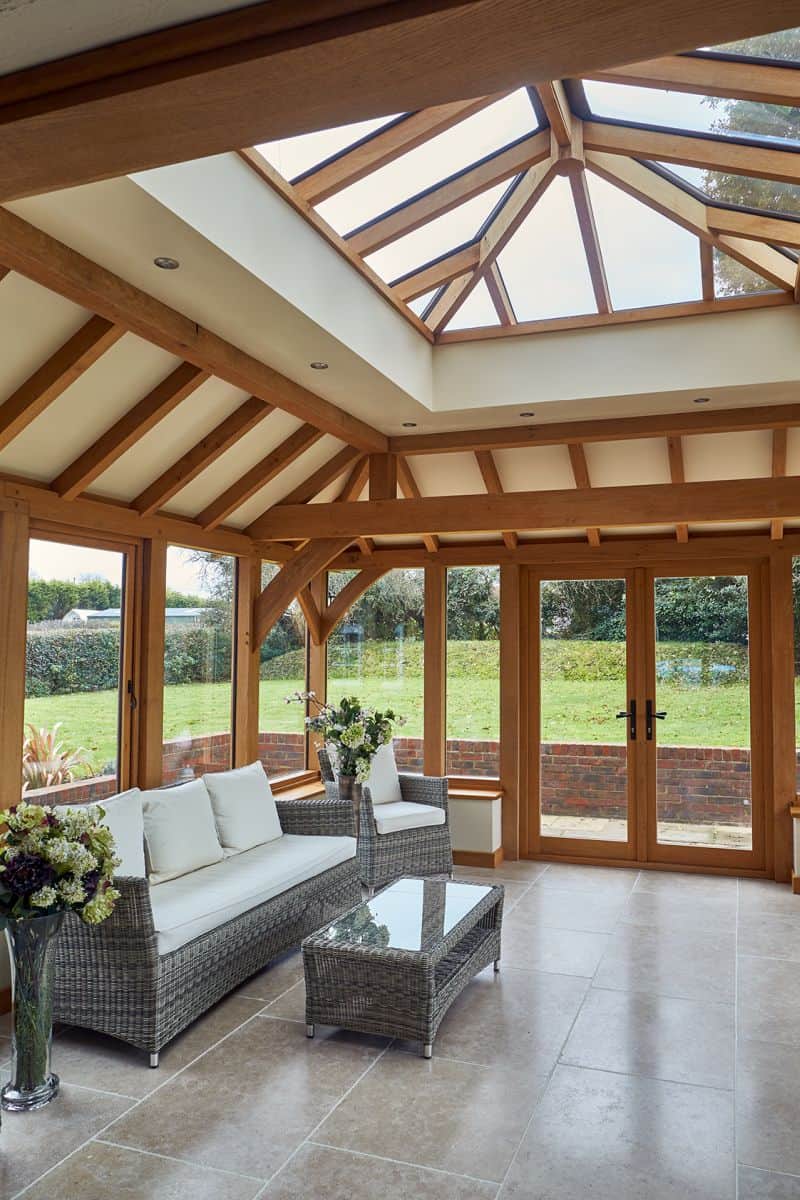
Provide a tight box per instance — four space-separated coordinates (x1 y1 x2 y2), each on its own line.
53 795 360 1064
318 747 453 893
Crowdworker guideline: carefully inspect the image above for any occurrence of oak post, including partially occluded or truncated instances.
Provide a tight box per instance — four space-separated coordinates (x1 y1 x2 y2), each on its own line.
769 550 795 882
500 564 522 860
137 537 167 788
233 554 261 767
424 564 447 776
306 573 329 770
0 506 29 811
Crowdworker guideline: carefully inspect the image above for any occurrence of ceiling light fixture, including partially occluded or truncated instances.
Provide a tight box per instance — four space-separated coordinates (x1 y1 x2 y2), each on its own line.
309 361 328 370
153 256 180 270
519 411 535 418
694 396 711 404
402 421 417 428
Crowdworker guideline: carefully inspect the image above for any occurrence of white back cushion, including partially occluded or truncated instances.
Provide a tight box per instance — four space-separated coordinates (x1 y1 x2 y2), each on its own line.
99 788 146 878
366 743 403 806
203 762 283 852
141 778 224 885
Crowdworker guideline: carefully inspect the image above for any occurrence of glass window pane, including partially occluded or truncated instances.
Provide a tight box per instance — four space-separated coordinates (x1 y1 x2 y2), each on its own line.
258 563 308 779
702 28 800 62
652 161 800 218
713 246 777 296
583 80 800 146
327 569 425 771
444 279 501 331
316 90 537 234
24 539 126 805
256 114 402 180
446 567 500 777
654 574 752 850
162 547 234 783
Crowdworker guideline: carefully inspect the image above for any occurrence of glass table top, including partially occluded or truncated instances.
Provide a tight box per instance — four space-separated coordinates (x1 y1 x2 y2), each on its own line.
316 877 496 954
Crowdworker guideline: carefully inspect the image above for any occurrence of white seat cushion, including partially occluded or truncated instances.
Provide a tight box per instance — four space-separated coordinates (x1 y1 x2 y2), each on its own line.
365 743 403 806
373 801 446 836
141 778 224 885
149 834 357 954
203 762 282 852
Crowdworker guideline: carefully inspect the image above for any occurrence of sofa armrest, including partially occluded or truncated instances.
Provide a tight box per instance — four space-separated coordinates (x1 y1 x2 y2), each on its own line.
276 796 356 838
58 875 159 967
399 773 449 816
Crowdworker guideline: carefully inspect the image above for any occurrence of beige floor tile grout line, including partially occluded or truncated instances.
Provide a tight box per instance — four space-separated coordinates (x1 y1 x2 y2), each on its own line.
306 1140 502 1188
94 1138 266 1184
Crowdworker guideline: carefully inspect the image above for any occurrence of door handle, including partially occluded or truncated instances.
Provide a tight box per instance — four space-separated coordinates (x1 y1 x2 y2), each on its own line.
645 699 666 740
615 698 636 740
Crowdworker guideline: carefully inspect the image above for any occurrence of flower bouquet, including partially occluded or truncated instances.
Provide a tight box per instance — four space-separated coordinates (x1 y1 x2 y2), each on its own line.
0 802 121 1111
288 692 405 810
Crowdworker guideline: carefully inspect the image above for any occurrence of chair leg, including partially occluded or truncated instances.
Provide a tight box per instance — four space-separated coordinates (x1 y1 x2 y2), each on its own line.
149 1052 160 1069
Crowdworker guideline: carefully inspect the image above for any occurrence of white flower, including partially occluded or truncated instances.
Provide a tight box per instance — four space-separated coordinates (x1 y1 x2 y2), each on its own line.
30 886 58 908
58 877 86 906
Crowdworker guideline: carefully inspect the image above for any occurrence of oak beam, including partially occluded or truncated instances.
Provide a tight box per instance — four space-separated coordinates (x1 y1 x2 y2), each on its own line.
254 538 351 646
338 456 369 503
771 427 788 541
0 316 123 453
397 457 439 552
233 554 262 766
250 476 800 540
569 167 611 314
484 262 516 326
295 96 502 204
347 130 551 255
280 447 363 508
535 81 573 148
393 245 480 304
197 423 323 530
568 443 601 546
700 240 715 302
475 450 518 549
137 537 167 789
588 54 800 107
133 397 272 517
0 505 29 811
53 362 208 500
0 206 386 451
706 207 800 252
769 551 796 882
368 453 398 500
666 435 689 542
296 584 324 646
320 567 389 642
499 563 522 859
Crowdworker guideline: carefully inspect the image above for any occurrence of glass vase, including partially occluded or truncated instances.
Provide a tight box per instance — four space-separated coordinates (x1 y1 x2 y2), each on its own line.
2 911 64 1112
337 775 363 825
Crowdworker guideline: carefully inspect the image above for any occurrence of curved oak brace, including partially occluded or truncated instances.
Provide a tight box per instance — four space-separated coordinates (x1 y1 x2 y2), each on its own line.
254 538 351 646
320 568 389 643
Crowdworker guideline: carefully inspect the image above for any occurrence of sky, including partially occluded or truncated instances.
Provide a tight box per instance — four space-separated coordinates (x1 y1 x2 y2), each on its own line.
29 540 212 597
258 82 797 326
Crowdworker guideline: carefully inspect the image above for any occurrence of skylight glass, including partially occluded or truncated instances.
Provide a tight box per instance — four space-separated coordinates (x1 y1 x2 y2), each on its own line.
653 161 800 217
364 183 510 284
583 80 800 146
316 89 537 235
257 115 401 180
496 174 596 321
407 290 440 316
586 172 701 308
702 26 800 62
712 247 778 297
444 280 501 331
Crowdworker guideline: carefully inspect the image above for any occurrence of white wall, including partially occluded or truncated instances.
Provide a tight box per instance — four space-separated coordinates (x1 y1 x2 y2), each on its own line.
449 796 502 855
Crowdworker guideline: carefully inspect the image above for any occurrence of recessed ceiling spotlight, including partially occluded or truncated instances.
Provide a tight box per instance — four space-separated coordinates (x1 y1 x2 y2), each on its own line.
309 361 329 370
402 421 417 428
153 256 180 270
694 396 711 404
519 411 535 418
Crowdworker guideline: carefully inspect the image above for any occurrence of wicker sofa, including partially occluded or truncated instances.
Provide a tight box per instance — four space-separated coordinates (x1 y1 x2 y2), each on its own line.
53 765 359 1066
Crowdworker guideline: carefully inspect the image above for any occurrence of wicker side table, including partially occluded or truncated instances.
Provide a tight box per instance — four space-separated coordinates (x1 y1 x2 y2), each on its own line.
302 877 504 1058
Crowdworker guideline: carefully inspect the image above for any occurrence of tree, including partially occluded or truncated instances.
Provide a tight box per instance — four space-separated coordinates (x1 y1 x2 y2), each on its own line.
700 29 800 295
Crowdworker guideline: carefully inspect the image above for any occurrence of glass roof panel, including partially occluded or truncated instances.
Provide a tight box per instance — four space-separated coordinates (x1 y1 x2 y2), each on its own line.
257 115 401 180
653 161 800 217
712 247 778 297
496 174 597 321
407 289 440 316
586 172 701 308
582 80 800 146
316 89 537 235
443 279 501 331
364 183 510 284
702 27 800 62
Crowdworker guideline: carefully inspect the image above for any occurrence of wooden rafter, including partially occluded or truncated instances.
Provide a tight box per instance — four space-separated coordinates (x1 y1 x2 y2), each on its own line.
133 397 272 517
393 246 480 304
390 399 800 456
423 157 558 333
254 538 351 645
0 316 123 453
397 457 439 552
53 362 209 500
320 567 389 641
0 206 386 451
295 97 503 204
281 447 362 508
337 456 369 502
705 208 800 251
585 152 795 291
567 443 600 546
587 55 800 107
474 450 518 549
249 476 800 541
197 423 324 530
771 427 788 541
699 241 715 302
346 131 551 256
568 166 611 314
535 81 573 149
484 263 516 325
583 122 800 186
666 435 689 542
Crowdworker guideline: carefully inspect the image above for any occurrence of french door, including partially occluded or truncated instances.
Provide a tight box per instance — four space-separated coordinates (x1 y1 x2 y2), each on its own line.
528 562 767 872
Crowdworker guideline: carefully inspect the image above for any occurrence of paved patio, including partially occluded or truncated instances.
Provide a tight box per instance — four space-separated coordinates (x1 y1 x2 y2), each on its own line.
541 814 752 849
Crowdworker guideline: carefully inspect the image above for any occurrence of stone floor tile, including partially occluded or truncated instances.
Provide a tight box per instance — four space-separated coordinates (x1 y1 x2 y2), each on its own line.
533 863 639 896
509 886 626 933
234 949 305 1003
738 958 800 1047
454 862 550 884
263 1143 498 1199
739 881 800 919
738 913 800 963
501 915 611 977
737 1039 800 1177
634 870 739 899
594 923 735 1002
620 888 736 935
738 1166 800 1199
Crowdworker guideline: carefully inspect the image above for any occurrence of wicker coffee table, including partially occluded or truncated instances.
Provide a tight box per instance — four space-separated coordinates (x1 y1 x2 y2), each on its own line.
302 876 504 1058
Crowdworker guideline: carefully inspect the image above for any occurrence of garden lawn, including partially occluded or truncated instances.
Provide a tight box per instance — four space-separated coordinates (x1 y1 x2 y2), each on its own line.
25 675 757 774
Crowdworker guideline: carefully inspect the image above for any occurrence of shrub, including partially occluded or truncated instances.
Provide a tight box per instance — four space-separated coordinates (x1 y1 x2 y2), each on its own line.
22 722 95 790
